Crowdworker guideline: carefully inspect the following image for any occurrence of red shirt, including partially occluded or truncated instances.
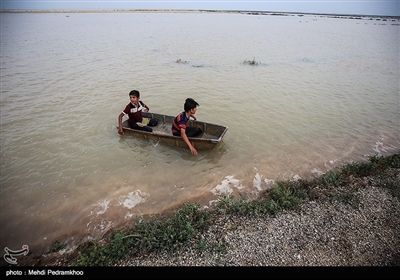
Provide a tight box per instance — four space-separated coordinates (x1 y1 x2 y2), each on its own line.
123 101 145 127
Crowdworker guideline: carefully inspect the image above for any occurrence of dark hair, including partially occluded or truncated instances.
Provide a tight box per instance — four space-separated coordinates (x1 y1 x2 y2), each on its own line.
129 90 140 98
184 98 199 112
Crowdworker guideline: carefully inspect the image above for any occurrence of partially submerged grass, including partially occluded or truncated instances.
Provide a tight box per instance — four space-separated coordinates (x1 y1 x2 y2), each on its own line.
175 58 189 64
50 240 67 253
243 57 260 66
55 152 400 266
73 202 213 266
215 181 307 217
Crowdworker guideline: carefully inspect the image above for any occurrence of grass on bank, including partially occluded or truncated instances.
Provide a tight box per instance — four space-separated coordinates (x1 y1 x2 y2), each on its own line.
53 152 399 266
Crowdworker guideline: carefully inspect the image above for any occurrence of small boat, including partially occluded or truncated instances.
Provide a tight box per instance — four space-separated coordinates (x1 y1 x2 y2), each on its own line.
118 112 228 150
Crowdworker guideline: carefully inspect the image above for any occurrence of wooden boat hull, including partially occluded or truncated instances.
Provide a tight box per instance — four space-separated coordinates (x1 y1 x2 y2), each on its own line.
119 112 228 150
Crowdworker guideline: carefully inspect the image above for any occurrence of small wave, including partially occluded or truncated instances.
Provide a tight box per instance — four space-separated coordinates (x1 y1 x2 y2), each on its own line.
211 175 245 196
118 190 149 209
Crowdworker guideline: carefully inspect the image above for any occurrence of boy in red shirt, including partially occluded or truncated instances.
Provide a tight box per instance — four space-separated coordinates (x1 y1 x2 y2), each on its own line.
118 90 157 135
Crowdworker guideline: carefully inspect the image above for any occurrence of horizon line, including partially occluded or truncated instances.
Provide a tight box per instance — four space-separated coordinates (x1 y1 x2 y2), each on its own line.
1 8 399 18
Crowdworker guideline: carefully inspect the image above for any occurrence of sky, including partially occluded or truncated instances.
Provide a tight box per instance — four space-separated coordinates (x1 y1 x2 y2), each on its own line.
0 0 399 16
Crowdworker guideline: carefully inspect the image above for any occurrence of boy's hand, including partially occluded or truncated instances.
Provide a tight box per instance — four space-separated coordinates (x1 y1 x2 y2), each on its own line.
190 145 198 155
118 127 124 135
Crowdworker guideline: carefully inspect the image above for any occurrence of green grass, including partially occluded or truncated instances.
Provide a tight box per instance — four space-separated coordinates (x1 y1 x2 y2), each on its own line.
73 202 212 266
50 240 67 252
375 174 400 199
329 192 361 209
55 152 399 266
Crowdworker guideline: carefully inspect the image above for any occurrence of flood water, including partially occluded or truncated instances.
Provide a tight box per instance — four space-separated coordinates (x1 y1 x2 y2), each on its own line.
1 11 399 254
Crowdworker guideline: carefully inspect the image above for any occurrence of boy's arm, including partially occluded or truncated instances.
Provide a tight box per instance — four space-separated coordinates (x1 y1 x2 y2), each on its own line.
181 128 197 155
118 113 125 135
141 101 150 112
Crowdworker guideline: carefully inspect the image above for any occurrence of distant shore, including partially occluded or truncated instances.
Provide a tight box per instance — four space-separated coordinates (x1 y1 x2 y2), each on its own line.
1 9 399 21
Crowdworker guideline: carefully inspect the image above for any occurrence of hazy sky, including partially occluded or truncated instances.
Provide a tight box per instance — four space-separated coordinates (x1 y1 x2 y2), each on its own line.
1 0 399 16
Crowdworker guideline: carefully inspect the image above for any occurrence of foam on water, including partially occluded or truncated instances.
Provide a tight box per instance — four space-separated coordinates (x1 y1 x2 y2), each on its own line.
118 190 149 210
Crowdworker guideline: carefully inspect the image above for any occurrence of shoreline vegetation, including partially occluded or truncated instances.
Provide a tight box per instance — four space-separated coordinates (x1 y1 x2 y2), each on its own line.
7 152 399 266
1 9 399 21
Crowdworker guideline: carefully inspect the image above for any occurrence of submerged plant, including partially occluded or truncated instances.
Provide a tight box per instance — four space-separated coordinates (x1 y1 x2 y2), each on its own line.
176 58 189 64
243 57 260 66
